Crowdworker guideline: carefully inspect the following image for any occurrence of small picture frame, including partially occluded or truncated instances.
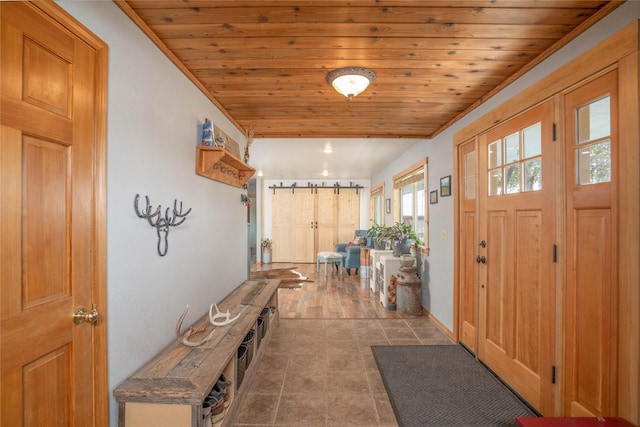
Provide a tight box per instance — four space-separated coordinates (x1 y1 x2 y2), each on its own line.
440 175 452 197
430 190 438 204
385 198 391 214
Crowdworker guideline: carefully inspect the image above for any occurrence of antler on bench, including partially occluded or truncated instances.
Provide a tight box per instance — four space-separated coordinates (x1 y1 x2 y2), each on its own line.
175 305 216 347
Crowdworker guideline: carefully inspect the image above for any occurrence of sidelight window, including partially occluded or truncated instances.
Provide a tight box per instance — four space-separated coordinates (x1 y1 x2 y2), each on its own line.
575 95 611 185
464 150 476 199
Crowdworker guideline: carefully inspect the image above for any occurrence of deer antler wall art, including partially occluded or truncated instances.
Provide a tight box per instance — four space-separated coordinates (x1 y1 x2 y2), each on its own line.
134 194 192 256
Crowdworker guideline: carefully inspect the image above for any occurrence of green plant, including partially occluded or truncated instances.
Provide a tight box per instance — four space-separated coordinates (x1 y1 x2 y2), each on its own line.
261 238 272 248
367 224 386 244
382 222 421 247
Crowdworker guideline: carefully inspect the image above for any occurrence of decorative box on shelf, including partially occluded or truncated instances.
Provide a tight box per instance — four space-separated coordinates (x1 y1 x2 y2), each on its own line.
196 146 255 188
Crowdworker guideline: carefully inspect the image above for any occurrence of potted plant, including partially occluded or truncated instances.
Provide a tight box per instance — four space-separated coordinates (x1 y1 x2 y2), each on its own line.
367 224 387 250
383 222 421 256
261 238 272 264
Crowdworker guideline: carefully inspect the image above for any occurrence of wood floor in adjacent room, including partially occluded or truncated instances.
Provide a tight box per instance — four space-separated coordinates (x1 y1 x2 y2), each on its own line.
234 262 454 426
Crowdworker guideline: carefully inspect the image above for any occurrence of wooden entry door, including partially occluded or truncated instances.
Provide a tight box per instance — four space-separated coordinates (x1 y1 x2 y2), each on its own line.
477 99 556 415
563 70 618 418
1 3 107 426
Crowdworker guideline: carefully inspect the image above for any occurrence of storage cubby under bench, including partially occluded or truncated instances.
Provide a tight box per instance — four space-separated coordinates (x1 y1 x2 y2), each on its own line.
113 279 280 427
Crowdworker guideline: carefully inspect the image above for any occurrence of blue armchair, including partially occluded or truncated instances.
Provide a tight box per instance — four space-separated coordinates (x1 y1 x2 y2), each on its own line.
335 230 374 275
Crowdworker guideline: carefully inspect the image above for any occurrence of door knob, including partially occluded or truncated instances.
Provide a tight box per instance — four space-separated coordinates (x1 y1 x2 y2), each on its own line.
476 256 486 264
479 240 486 248
73 304 99 324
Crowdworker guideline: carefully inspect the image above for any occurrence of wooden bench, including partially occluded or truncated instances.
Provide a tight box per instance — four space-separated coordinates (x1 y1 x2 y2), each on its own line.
113 279 280 427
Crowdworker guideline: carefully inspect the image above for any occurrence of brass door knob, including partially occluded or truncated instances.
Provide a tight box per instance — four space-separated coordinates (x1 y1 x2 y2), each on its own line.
73 304 99 324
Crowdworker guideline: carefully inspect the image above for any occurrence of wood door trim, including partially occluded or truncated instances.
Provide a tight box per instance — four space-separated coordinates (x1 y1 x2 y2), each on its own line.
29 2 109 426
616 51 640 424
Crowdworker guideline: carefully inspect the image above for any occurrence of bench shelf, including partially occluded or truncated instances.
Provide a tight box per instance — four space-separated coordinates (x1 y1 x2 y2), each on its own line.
113 279 279 427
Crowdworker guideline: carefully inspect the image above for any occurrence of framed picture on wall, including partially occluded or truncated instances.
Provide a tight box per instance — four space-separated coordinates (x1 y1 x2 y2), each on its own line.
385 198 391 214
430 190 438 204
440 175 452 197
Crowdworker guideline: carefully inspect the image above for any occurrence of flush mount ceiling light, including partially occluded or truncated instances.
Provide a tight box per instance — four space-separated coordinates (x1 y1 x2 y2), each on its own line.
326 67 376 100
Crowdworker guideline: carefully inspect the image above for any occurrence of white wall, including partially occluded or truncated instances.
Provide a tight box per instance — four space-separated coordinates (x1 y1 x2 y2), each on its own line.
56 2 250 425
371 2 640 332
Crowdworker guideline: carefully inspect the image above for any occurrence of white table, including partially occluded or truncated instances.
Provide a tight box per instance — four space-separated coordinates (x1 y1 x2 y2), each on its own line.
316 251 344 276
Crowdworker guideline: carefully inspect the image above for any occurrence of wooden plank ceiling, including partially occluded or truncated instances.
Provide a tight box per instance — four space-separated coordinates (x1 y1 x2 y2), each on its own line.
116 0 621 139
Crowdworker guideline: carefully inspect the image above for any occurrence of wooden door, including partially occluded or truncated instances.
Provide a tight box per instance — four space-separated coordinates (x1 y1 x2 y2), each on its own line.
337 189 360 244
563 70 618 417
292 191 315 262
458 139 478 351
272 191 293 262
316 188 337 253
0 2 107 426
477 100 556 414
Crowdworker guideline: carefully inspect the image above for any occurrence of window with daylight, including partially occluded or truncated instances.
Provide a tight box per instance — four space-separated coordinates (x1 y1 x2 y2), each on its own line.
488 122 543 196
575 95 611 185
393 158 428 248
370 183 385 227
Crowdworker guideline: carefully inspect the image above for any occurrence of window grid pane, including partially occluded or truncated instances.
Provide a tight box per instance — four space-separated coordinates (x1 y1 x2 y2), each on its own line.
523 123 542 159
504 132 520 164
577 97 611 143
523 158 542 192
505 164 521 194
489 169 502 196
576 95 611 185
464 151 476 199
488 140 502 169
576 140 611 185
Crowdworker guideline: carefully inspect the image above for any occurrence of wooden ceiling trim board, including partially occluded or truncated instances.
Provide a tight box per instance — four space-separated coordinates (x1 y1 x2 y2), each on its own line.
146 23 578 40
125 1 610 10
130 6 606 26
164 37 557 52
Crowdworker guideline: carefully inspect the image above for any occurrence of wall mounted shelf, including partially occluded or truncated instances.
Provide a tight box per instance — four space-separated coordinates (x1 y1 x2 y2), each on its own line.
196 146 255 187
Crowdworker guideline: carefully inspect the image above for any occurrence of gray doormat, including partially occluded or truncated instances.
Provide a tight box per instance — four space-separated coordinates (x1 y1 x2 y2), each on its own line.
372 345 537 426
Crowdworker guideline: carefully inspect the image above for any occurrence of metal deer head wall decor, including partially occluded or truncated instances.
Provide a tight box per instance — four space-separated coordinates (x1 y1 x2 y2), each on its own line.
134 194 192 256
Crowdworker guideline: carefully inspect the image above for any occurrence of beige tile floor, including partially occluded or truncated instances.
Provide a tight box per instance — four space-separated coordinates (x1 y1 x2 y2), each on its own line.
234 289 454 426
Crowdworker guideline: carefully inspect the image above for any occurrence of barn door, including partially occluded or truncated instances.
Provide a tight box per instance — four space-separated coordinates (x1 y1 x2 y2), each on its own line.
1 2 107 426
292 191 315 263
563 70 618 417
458 139 478 351
477 99 556 415
272 191 293 262
337 189 360 244
316 188 338 253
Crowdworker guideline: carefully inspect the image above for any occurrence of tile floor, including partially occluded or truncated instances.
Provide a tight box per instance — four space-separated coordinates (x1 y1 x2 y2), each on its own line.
234 317 454 426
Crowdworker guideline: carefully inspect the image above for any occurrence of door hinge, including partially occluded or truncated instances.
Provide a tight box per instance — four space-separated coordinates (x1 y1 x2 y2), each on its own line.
552 123 557 141
552 365 556 384
553 244 557 263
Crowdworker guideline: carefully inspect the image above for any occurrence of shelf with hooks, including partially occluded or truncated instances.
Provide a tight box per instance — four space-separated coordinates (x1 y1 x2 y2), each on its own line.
196 146 255 187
